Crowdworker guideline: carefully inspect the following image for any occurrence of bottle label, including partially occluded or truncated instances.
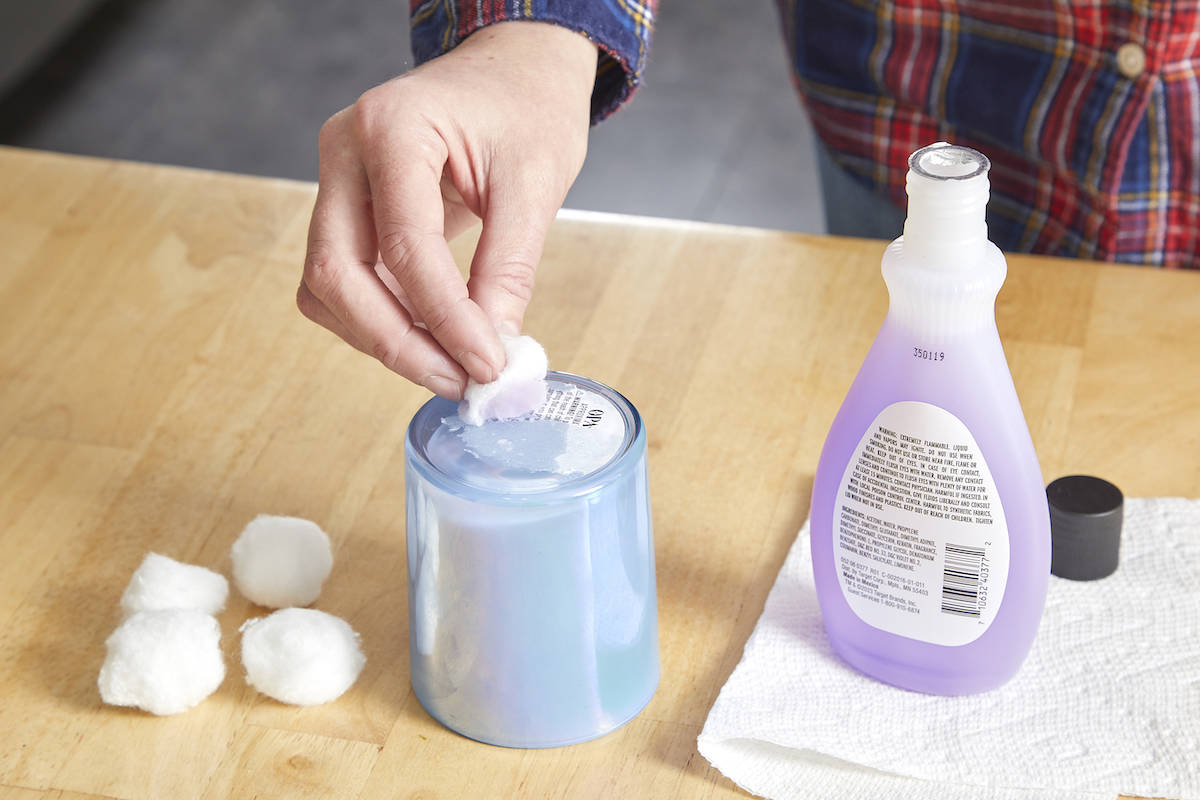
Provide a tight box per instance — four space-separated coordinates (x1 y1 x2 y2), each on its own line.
833 401 1009 646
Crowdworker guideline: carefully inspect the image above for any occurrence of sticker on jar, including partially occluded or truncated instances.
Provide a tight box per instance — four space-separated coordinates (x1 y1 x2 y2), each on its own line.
443 381 628 484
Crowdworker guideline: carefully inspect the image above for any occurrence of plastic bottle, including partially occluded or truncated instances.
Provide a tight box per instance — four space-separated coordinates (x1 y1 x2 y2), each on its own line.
809 143 1051 695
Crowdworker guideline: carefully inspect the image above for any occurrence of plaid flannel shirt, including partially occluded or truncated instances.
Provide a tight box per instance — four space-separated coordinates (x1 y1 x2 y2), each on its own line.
411 0 1199 268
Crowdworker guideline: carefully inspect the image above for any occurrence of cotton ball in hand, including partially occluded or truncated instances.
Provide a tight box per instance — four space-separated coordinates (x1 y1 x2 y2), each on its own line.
119 552 229 619
240 608 365 706
98 609 225 715
459 334 548 426
231 515 332 608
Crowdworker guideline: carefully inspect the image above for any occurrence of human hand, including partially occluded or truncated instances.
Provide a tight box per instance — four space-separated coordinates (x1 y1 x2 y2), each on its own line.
298 21 597 399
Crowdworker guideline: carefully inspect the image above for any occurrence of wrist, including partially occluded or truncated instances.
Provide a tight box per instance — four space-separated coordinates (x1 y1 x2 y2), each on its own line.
457 21 598 96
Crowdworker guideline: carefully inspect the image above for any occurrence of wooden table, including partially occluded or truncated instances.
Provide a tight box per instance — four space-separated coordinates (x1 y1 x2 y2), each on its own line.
1 146 1196 800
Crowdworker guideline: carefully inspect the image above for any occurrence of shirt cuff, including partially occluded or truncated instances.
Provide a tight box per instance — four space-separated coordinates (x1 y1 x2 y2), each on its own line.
410 0 656 123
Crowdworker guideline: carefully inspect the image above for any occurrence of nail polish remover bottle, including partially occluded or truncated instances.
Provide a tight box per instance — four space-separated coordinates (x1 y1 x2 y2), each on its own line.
810 143 1051 695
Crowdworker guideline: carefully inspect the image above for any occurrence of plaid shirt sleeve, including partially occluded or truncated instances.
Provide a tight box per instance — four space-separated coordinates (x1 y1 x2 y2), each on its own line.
779 0 1200 268
409 0 656 124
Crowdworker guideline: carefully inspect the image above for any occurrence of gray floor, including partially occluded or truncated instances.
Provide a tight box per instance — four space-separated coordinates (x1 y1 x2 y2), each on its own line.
0 0 825 234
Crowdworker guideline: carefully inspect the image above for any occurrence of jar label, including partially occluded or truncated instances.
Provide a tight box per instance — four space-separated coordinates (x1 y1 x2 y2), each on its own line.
833 401 1009 646
433 381 629 492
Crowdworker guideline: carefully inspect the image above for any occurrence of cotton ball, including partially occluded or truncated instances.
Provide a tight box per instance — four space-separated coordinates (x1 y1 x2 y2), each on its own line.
240 608 365 706
459 334 548 426
98 609 225 715
231 515 332 608
119 552 229 619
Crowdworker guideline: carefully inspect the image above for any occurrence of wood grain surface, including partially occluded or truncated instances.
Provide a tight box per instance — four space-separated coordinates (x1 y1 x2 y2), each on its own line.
1 146 1196 799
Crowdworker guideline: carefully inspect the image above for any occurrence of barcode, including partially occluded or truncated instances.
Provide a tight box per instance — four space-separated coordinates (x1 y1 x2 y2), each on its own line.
941 544 986 617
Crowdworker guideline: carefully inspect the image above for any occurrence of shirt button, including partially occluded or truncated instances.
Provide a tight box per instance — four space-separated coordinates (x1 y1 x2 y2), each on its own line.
1117 42 1146 78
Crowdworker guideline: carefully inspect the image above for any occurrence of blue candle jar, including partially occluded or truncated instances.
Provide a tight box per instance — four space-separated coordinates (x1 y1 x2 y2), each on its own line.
404 372 659 748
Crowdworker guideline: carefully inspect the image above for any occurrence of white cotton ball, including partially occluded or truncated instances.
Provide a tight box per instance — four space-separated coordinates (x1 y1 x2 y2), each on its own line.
459 334 548 426
119 552 229 619
240 608 365 706
98 609 225 715
231 515 333 608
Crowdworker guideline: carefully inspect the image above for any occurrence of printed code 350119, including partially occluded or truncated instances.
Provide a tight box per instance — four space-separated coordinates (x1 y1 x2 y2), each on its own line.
913 348 945 361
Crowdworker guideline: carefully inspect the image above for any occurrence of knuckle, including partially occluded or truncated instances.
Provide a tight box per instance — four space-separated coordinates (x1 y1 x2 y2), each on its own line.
302 242 345 297
418 295 471 340
367 336 402 370
349 87 398 143
317 107 353 155
316 117 340 154
349 93 379 136
295 281 320 320
487 262 537 305
376 228 429 281
365 326 419 375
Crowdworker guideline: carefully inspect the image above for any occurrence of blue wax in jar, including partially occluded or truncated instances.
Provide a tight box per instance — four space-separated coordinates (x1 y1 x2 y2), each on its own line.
404 372 660 748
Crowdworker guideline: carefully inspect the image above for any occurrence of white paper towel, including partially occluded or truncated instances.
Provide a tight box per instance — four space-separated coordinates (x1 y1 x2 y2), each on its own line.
699 497 1200 800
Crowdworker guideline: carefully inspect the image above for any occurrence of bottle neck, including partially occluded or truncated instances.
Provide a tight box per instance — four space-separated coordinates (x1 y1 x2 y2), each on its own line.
885 144 1004 338
901 144 990 269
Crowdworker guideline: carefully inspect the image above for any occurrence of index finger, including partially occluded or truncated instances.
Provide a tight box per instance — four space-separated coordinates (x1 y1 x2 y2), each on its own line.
363 127 506 385
300 113 471 396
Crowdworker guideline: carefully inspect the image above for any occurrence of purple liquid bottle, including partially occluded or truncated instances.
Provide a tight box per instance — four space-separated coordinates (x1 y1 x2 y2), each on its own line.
810 143 1051 695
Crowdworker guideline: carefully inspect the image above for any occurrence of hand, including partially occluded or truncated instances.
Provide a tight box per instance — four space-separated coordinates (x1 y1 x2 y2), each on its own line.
298 21 597 399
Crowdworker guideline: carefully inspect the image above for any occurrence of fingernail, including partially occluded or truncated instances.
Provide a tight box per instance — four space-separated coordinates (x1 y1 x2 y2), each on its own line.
421 375 463 401
496 320 521 338
458 351 495 384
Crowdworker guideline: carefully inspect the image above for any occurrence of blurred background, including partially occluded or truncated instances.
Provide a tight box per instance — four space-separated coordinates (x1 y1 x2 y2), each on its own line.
0 0 825 233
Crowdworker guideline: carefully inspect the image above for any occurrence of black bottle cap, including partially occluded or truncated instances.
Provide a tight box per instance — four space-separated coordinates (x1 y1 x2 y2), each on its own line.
1046 475 1123 581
